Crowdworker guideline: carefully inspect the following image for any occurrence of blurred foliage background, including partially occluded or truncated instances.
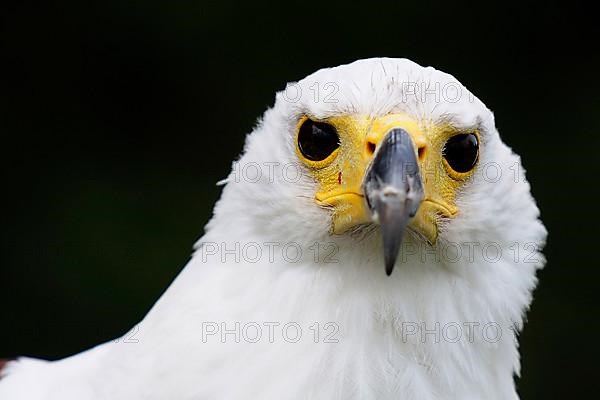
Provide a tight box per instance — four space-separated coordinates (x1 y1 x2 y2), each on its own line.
1 0 598 398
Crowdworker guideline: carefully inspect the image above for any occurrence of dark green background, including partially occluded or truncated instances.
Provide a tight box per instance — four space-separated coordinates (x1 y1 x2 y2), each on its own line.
1 1 598 398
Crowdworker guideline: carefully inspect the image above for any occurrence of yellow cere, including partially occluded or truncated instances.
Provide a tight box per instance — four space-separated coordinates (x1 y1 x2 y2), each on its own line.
295 113 479 244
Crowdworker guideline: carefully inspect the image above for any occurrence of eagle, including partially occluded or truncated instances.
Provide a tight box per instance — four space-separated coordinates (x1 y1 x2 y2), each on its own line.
0 58 546 400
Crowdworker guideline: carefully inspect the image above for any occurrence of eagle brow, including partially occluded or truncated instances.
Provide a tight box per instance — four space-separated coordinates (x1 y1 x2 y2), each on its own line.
436 113 483 133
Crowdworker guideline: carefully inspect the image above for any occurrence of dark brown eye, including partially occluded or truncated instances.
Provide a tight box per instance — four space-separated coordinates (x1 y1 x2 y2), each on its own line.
297 119 340 161
443 133 479 173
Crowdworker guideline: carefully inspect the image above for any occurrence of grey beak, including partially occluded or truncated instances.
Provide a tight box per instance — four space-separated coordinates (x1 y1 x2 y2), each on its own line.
362 128 424 276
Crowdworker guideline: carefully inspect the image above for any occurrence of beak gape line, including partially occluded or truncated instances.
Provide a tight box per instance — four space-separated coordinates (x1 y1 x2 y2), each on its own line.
363 128 424 276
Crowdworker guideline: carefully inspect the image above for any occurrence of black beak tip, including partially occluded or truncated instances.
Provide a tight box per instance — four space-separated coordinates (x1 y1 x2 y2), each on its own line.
385 263 394 276
384 246 399 276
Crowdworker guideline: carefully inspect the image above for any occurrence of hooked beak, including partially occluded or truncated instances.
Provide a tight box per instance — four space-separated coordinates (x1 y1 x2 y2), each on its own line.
362 128 424 276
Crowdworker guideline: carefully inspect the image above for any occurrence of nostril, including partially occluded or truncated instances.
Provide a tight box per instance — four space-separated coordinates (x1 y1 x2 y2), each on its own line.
367 141 376 155
418 145 426 161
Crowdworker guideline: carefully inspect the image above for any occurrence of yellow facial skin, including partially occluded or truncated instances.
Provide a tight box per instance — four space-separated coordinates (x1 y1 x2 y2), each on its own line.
295 114 479 244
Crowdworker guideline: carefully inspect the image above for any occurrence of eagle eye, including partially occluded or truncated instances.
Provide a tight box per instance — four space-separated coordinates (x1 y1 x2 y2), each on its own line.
443 133 479 173
297 119 340 162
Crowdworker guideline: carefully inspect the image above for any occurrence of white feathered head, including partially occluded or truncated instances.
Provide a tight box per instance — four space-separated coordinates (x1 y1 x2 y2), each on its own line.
210 57 546 278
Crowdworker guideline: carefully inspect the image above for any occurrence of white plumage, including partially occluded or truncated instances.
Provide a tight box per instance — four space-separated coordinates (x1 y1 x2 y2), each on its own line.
0 58 546 400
